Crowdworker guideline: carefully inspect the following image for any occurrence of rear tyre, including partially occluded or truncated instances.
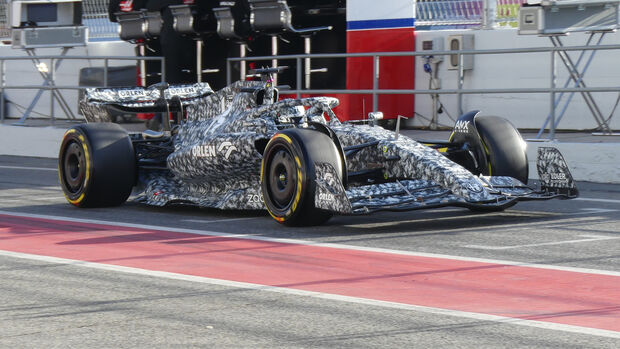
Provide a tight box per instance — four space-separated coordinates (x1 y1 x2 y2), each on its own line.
261 129 343 226
58 123 136 207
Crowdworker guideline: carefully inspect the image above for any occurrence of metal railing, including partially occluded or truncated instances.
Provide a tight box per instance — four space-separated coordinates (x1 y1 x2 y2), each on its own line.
226 44 620 138
0 55 165 124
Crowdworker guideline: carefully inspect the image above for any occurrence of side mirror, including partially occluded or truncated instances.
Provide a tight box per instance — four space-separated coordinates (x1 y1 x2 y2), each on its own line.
368 111 383 126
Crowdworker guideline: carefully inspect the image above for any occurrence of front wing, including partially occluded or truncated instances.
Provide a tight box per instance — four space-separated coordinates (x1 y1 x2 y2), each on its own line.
314 147 578 215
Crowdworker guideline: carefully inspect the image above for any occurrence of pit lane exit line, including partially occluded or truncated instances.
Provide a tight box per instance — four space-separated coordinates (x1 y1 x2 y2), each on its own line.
465 234 619 250
183 218 260 224
574 197 620 204
0 211 619 337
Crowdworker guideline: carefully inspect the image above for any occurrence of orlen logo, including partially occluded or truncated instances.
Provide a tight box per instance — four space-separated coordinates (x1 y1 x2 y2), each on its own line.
118 89 145 98
541 173 567 182
192 141 238 160
318 192 335 202
168 87 197 96
454 120 470 134
551 173 567 180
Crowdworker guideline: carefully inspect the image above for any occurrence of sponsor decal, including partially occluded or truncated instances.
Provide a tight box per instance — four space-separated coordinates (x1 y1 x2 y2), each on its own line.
168 86 197 96
218 141 238 160
551 172 566 180
193 145 217 158
318 192 335 202
118 89 146 98
192 141 238 160
454 120 470 134
541 172 569 186
247 194 264 204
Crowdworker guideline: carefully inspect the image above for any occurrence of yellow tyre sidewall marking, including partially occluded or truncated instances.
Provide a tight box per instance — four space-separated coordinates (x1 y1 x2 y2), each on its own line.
60 129 92 206
480 140 492 176
263 133 304 222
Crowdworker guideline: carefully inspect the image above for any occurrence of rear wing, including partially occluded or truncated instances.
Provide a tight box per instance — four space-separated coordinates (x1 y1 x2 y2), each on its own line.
80 83 214 122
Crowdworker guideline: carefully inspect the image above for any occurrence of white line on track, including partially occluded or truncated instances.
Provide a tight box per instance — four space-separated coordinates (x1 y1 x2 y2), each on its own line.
0 196 62 202
572 208 619 215
1 209 619 277
465 234 620 250
575 197 620 204
0 249 618 339
183 217 259 224
0 165 56 172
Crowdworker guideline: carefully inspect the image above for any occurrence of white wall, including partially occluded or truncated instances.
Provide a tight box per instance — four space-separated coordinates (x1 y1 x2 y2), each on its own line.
0 40 135 120
411 28 620 131
347 0 415 21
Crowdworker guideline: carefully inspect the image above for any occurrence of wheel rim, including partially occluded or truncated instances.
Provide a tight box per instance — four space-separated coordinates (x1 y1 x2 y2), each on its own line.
267 147 298 210
63 141 86 194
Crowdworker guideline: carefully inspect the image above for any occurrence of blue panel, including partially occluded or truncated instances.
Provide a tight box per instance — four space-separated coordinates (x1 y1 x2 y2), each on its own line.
347 18 415 30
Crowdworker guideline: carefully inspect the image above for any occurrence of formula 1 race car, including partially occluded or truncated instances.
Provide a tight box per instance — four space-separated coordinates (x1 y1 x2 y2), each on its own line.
59 68 578 226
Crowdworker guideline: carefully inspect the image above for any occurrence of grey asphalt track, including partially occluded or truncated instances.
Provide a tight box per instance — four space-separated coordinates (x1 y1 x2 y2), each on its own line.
1 155 619 348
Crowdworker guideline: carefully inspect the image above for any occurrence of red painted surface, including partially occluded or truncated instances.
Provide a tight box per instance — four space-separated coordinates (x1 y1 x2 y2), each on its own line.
1 213 619 332
345 28 415 121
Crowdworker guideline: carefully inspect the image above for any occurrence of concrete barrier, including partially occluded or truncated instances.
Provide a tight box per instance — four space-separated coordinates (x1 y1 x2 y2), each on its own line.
0 125 65 158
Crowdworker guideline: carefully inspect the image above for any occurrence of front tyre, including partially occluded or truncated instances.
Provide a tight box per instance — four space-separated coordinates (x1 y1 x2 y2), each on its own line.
469 116 527 212
261 129 343 226
475 115 528 184
58 123 136 207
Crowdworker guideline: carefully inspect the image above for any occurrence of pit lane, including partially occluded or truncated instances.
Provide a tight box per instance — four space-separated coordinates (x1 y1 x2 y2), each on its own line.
1 154 619 348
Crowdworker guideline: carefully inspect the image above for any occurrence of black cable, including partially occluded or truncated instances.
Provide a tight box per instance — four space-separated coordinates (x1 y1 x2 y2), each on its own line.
586 92 620 132
414 111 455 129
603 92 620 125
7 100 54 118
425 62 457 126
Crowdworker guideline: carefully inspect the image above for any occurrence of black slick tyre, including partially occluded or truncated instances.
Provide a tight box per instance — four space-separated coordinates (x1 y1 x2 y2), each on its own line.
469 116 527 212
261 129 344 226
58 123 136 207
475 115 529 184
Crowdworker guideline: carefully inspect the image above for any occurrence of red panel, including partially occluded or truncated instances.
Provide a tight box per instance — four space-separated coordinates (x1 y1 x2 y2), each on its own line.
345 28 415 121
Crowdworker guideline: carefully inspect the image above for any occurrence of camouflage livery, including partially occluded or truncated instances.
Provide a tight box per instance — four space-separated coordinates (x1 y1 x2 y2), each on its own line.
79 76 578 217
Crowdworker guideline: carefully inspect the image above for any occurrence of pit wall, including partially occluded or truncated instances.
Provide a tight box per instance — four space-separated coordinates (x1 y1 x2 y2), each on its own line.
410 28 620 131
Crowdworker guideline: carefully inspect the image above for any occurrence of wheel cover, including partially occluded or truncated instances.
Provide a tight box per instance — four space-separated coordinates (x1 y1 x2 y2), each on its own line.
267 147 298 210
62 141 86 194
